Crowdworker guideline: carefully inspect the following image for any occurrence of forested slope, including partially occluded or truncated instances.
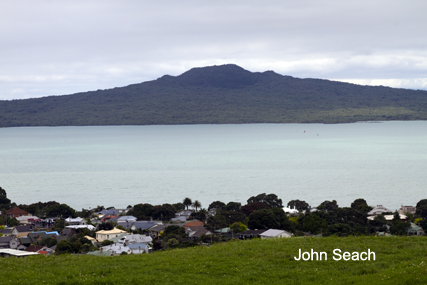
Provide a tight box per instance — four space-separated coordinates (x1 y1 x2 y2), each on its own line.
1 64 427 127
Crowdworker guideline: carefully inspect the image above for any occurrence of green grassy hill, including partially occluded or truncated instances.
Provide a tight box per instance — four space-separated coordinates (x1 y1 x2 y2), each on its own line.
1 236 426 284
1 64 427 127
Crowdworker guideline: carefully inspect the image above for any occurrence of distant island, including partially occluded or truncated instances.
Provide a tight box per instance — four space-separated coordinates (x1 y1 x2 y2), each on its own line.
1 64 427 127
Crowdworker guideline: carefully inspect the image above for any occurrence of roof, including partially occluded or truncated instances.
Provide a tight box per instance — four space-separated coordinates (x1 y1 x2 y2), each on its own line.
117 216 137 221
239 229 265 235
367 205 393 215
184 220 204 228
0 236 17 243
130 221 157 230
187 226 211 238
127 242 150 249
65 225 96 230
0 248 39 257
13 225 34 232
25 245 44 252
96 228 127 235
6 207 30 216
260 229 292 237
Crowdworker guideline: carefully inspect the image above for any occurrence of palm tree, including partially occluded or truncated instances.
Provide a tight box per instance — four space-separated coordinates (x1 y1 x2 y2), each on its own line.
183 197 192 210
192 200 201 212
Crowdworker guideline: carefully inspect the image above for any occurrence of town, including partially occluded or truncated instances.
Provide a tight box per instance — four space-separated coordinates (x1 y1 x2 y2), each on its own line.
0 187 426 257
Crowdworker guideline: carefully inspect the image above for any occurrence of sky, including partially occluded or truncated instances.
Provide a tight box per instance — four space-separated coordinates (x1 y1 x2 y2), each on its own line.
1 0 427 100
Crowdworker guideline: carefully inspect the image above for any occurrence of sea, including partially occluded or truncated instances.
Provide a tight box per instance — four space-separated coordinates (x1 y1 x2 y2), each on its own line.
1 121 426 212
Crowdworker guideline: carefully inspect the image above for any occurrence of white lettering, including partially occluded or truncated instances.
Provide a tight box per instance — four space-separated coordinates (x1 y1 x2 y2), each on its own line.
333 248 342 261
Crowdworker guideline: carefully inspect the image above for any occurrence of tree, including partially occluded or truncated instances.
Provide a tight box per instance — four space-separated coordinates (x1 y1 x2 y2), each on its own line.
192 200 201 212
416 199 427 219
208 201 226 210
301 214 328 234
45 203 76 218
241 202 270 216
230 222 247 233
350 198 372 214
287 200 309 212
183 198 192 210
56 240 73 254
317 200 338 212
190 208 207 222
247 193 283 208
225 202 241 212
127 203 153 220
248 209 280 230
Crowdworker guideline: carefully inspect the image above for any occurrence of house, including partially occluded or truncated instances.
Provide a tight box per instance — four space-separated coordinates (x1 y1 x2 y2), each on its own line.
0 228 13 237
407 223 425 236
60 228 77 239
65 224 96 231
117 216 137 223
398 205 416 215
17 215 39 225
171 210 193 221
116 234 153 245
127 242 151 254
6 207 31 219
25 245 44 252
283 206 299 215
26 231 59 244
99 244 131 255
238 229 265 240
129 221 161 231
367 205 392 215
0 236 20 249
12 225 34 238
260 229 292 239
65 217 87 225
186 226 212 240
183 220 204 229
0 248 39 257
96 228 127 242
148 224 166 238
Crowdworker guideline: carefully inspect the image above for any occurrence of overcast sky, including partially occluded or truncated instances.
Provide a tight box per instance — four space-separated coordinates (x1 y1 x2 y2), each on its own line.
1 0 427 100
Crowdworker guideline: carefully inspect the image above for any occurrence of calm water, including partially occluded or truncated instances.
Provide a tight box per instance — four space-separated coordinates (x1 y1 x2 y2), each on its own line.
1 122 426 211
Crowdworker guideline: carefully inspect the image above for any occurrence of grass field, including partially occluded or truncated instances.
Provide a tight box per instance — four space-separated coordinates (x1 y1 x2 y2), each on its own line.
1 236 426 284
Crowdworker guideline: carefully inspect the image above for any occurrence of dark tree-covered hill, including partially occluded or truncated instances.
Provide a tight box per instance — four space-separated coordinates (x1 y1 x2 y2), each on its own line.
1 64 427 127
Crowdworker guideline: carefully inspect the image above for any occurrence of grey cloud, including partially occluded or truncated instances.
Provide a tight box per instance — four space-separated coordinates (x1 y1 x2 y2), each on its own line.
1 0 427 100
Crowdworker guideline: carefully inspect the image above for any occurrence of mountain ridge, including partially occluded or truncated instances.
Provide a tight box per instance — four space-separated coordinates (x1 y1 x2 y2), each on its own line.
1 64 427 127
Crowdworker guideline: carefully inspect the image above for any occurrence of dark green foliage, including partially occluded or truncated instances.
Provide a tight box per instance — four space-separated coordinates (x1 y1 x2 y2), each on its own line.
225 202 241 212
416 199 427 218
301 213 328 234
98 221 114 231
248 208 289 230
247 193 283 208
317 200 338 212
208 201 226 210
164 225 186 237
45 203 76 218
241 202 270 216
189 209 207 222
2 64 427 128
171 202 184 212
0 187 11 208
287 199 310 212
101 240 114 246
351 198 373 214
18 201 60 217
127 203 154 220
183 198 192 210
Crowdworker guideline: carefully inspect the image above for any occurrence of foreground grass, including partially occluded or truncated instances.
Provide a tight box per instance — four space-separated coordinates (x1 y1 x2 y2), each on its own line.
1 236 426 284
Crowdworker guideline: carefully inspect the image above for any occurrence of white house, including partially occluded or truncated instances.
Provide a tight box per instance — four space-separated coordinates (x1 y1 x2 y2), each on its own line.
96 228 127 242
260 229 292 239
65 217 87 225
